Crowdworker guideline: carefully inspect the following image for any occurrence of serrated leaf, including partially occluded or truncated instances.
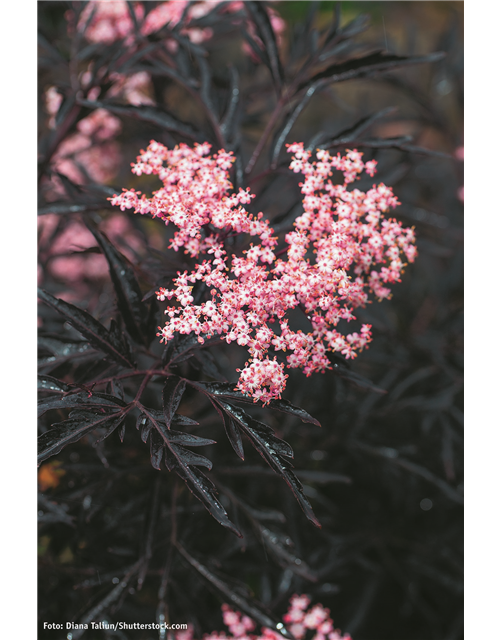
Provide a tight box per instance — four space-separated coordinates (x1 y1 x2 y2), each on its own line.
167 430 216 447
86 222 149 345
153 421 213 470
162 376 187 429
38 391 127 417
194 381 321 426
38 336 89 357
176 544 294 639
245 2 284 93
169 444 212 470
208 396 245 460
38 337 95 366
223 412 245 460
141 407 239 535
302 50 446 90
313 106 398 149
38 289 134 369
136 416 216 447
137 414 153 443
146 408 199 428
38 409 127 465
176 464 240 534
216 401 320 528
38 375 71 393
150 430 164 470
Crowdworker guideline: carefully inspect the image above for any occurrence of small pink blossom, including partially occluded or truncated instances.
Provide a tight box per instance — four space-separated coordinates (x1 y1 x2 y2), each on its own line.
175 596 351 640
74 1 284 57
76 1 145 44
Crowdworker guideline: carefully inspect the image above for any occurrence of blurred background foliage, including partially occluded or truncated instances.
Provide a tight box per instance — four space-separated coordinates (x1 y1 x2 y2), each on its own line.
38 2 463 640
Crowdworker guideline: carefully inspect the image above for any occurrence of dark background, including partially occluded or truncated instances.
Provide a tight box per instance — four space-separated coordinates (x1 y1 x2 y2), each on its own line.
37 2 463 639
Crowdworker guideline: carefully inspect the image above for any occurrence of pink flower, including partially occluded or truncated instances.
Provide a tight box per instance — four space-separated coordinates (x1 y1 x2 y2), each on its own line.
75 1 145 44
174 596 351 640
111 141 416 403
44 86 63 128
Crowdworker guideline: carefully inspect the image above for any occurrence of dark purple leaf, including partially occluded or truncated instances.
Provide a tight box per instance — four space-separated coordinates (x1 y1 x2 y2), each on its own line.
223 412 245 461
216 401 321 528
167 431 216 447
141 407 239 535
38 375 71 393
145 408 199 428
174 464 240 535
240 28 267 65
150 431 164 470
271 84 320 166
245 2 284 92
169 444 213 470
38 391 128 417
38 336 94 358
221 66 240 141
38 409 127 465
208 396 245 460
176 544 294 639
137 414 153 443
162 376 187 429
194 381 321 426
86 222 149 345
312 106 398 149
38 288 135 369
334 12 370 41
302 51 446 90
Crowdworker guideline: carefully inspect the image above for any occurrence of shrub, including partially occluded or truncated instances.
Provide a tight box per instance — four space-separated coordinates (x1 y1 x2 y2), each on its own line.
38 3 463 639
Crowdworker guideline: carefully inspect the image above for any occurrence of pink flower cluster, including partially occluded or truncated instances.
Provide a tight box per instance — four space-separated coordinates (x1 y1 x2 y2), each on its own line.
111 140 416 403
76 1 284 53
76 1 145 45
282 595 351 640
175 595 351 640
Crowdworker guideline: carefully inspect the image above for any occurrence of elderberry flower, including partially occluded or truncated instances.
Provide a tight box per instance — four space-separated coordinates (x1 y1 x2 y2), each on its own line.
175 595 351 640
111 141 417 404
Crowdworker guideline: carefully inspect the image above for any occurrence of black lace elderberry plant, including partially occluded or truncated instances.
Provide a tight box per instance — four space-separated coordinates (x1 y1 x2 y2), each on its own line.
38 3 463 639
